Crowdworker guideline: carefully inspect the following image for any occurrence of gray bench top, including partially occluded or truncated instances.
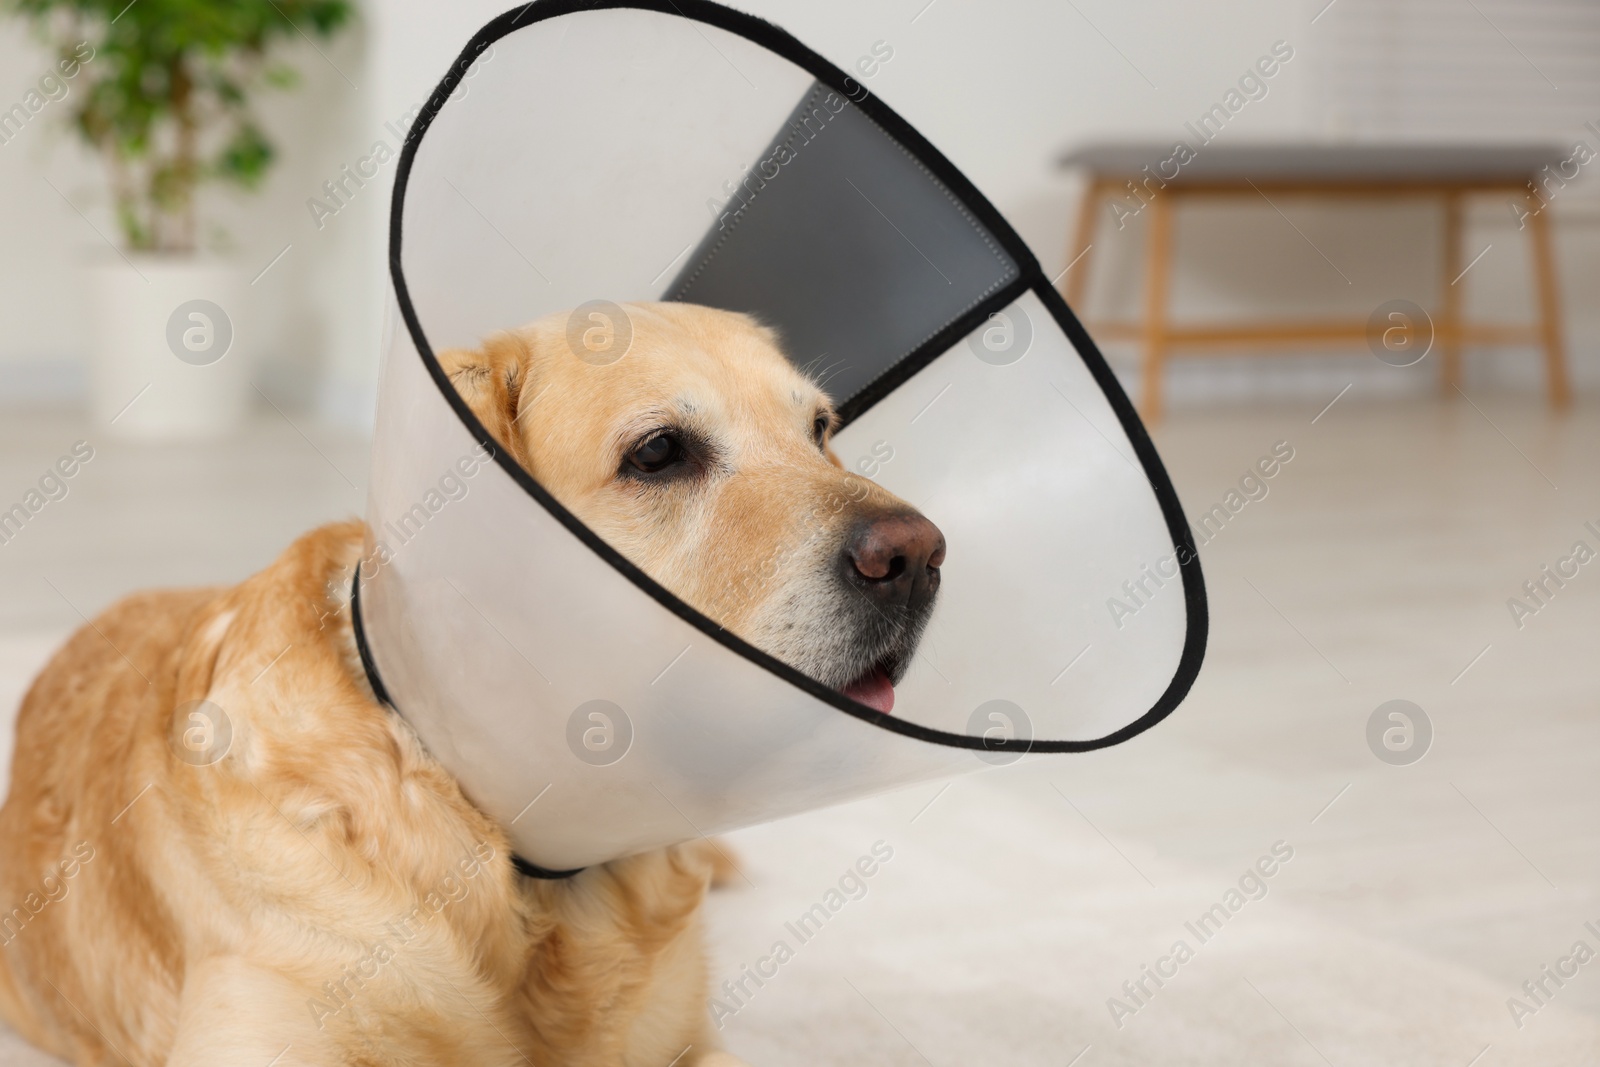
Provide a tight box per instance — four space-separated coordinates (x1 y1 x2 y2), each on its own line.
1057 141 1569 183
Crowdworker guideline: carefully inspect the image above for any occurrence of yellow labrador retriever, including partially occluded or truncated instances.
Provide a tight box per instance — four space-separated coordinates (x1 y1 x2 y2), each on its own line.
0 303 943 1066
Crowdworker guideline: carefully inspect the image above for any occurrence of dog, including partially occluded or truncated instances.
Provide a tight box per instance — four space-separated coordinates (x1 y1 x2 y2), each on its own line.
0 302 944 1066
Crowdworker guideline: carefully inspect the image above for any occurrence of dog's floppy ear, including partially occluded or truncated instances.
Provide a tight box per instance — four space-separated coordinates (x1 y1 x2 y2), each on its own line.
438 331 536 470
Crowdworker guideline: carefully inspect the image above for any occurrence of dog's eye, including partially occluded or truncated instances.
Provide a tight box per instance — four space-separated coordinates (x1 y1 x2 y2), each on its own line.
626 432 684 474
812 414 831 448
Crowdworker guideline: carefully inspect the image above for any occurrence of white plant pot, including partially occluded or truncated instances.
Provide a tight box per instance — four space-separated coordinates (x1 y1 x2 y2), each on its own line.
87 255 254 439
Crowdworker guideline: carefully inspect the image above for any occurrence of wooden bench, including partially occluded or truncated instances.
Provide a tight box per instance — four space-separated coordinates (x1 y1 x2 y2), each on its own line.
1057 142 1573 421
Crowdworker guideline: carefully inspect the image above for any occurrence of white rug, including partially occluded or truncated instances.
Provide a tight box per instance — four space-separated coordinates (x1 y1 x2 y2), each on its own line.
708 781 1600 1066
3 567 1598 1067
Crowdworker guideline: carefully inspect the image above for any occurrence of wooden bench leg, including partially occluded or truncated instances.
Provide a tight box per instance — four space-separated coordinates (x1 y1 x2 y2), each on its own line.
1140 193 1174 424
1062 178 1103 309
1438 190 1464 393
1526 201 1573 411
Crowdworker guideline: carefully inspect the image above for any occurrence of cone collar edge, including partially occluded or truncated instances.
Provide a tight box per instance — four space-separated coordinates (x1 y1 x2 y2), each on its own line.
372 0 1210 753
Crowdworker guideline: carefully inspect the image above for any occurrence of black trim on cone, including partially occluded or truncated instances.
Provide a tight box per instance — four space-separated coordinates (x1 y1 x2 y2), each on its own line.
349 568 396 709
836 274 1032 425
509 854 586 881
351 571 587 880
379 0 1208 753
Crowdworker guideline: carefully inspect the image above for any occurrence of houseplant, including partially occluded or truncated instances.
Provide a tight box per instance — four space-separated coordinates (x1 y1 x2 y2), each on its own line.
9 0 354 436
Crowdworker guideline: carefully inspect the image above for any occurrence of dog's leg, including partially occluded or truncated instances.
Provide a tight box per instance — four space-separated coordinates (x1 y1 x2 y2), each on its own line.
687 837 743 890
690 1053 755 1066
165 956 343 1066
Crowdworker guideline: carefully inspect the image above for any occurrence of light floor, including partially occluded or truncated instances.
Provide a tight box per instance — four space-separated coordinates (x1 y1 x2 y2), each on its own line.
0 397 1596 1065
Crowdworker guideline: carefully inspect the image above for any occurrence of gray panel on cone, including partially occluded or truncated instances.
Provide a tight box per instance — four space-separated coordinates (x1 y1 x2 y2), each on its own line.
666 81 1019 406
364 3 1207 871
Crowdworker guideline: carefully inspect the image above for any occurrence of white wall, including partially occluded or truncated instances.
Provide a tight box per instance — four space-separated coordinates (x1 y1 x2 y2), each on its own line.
1 0 1595 422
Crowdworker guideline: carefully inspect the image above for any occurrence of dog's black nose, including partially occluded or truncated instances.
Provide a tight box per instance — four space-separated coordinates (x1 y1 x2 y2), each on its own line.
842 510 945 612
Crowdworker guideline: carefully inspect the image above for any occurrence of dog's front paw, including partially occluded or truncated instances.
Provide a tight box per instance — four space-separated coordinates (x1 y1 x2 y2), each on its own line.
691 1053 754 1067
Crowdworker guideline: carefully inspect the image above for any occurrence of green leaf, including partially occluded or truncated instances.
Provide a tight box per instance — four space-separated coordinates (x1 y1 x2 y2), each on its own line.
215 122 274 188
262 62 298 89
3 0 355 250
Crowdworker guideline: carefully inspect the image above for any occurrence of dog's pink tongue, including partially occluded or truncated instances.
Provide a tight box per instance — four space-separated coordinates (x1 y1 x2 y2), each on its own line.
842 667 895 714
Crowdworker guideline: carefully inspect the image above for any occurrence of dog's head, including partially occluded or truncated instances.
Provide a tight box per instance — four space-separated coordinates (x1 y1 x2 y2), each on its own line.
439 302 944 713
